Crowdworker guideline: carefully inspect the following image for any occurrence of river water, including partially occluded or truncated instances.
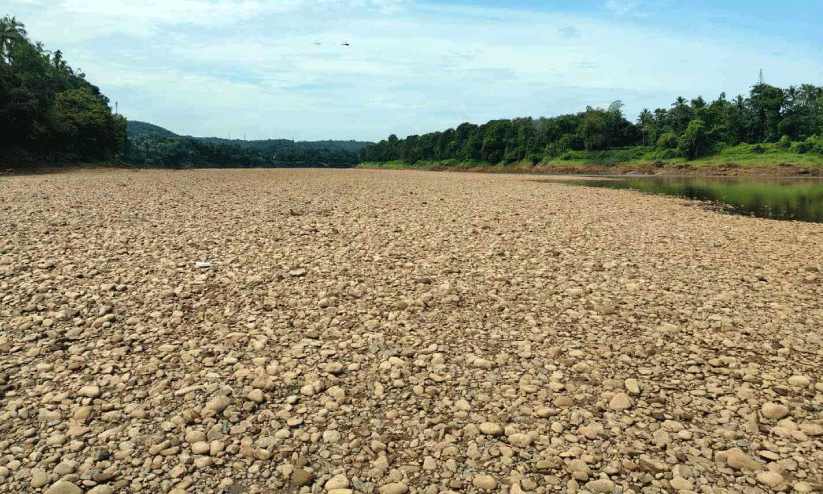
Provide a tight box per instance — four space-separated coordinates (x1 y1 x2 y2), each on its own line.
560 175 823 223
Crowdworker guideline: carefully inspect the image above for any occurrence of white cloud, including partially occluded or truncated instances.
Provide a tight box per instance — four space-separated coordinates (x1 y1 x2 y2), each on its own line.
7 0 821 140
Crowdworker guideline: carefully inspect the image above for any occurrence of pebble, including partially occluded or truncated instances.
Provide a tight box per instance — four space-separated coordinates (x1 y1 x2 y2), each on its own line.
248 389 264 403
762 402 790 420
77 385 101 398
30 471 49 488
788 375 810 387
757 471 785 488
473 475 498 490
379 483 409 494
326 475 350 490
726 449 762 471
479 422 505 436
1 170 821 494
291 469 314 487
584 479 616 493
609 393 632 410
670 476 694 491
44 481 84 494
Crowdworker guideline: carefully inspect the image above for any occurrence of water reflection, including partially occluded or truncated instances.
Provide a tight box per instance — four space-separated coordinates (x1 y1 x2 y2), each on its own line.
560 176 823 223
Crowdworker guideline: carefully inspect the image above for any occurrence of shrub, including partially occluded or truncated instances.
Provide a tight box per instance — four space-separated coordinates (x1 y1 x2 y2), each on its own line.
791 141 808 154
778 135 791 149
805 136 823 155
657 132 678 150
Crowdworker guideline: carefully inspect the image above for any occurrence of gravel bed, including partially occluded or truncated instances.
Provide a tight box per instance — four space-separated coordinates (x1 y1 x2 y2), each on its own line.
0 168 821 494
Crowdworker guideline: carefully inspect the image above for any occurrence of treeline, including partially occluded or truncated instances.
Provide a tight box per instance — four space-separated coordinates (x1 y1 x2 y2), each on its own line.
359 83 823 164
126 120 374 153
123 133 359 169
0 16 126 165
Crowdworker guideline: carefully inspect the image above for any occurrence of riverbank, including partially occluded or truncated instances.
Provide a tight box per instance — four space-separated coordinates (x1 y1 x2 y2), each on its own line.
359 152 823 177
1 161 128 176
1 168 821 493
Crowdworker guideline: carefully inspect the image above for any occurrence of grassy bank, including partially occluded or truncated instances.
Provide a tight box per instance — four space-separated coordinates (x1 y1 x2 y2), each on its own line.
359 142 823 176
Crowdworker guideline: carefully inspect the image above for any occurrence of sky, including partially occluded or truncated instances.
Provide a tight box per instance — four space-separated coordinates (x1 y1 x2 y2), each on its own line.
7 0 823 141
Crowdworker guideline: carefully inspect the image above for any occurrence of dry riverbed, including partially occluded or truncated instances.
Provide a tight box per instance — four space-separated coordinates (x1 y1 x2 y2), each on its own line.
0 168 822 494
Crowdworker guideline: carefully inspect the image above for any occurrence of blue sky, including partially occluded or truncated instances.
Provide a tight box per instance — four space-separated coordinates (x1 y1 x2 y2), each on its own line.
7 0 822 141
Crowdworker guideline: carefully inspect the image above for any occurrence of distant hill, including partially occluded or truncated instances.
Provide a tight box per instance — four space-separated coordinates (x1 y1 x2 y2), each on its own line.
127 121 179 139
127 121 373 152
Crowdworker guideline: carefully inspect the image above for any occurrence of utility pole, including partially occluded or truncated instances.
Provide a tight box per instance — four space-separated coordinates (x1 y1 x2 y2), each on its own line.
115 101 118 114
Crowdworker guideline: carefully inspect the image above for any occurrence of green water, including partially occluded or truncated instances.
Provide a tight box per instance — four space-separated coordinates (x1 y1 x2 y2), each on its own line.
563 176 823 223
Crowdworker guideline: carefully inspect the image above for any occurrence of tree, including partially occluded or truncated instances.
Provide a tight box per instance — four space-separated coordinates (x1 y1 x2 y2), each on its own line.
0 16 27 64
580 109 607 151
749 83 785 142
671 96 693 134
638 108 654 145
53 86 121 159
678 119 714 159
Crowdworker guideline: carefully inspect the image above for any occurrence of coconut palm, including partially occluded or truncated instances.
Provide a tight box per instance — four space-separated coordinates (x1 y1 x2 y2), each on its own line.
0 16 27 64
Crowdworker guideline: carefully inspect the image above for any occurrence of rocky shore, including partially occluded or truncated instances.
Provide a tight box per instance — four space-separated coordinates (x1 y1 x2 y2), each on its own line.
0 169 821 494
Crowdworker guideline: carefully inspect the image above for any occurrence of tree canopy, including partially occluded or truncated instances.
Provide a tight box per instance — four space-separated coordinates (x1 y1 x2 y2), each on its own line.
0 16 125 165
359 83 823 165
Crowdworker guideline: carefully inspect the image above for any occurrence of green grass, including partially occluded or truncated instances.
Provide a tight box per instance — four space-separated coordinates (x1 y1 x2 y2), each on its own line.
359 141 823 173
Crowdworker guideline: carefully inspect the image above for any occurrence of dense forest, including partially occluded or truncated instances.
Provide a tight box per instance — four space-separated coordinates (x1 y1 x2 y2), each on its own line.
359 84 823 165
123 132 359 169
124 121 363 168
0 16 126 165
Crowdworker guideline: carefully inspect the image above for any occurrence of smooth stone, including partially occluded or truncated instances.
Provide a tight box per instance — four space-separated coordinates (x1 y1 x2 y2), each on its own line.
762 402 790 420
670 476 694 491
788 376 810 387
191 442 210 455
78 385 101 398
479 422 504 436
31 471 49 488
379 483 409 494
186 430 207 443
554 396 574 408
44 481 84 494
325 474 350 490
757 471 785 488
585 479 616 493
291 469 314 487
88 487 115 494
609 393 632 411
205 395 231 412
473 475 497 491
726 448 762 471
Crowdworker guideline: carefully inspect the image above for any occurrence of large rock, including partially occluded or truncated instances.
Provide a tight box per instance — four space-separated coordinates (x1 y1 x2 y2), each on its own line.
44 481 83 494
761 402 790 420
725 448 762 471
609 393 632 411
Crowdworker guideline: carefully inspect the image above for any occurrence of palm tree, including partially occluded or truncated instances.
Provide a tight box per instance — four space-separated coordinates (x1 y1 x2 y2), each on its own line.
0 16 27 64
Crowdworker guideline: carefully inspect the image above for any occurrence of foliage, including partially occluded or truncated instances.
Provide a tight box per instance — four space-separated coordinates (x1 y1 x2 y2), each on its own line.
0 15 124 164
678 119 715 160
124 133 359 169
657 132 678 150
360 82 823 166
